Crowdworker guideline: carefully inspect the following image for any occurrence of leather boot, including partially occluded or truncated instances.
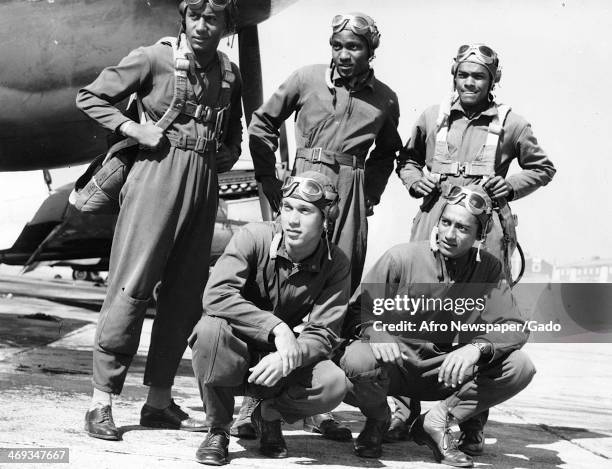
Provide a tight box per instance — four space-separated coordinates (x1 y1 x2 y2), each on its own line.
303 412 352 441
410 413 473 468
195 428 230 466
251 401 288 458
140 399 207 431
354 410 391 458
84 405 120 441
458 410 488 456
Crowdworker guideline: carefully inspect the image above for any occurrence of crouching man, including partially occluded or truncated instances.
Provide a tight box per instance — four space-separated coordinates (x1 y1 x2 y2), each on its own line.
339 184 536 467
189 171 350 465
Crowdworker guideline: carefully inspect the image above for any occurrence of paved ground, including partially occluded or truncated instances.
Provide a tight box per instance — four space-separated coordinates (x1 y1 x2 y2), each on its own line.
0 276 611 469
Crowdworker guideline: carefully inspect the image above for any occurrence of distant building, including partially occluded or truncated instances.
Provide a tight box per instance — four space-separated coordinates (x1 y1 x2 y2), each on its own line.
512 253 554 281
552 257 612 283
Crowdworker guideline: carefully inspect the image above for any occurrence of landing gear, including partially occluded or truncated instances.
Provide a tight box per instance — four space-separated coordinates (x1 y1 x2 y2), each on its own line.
71 269 103 282
72 269 89 281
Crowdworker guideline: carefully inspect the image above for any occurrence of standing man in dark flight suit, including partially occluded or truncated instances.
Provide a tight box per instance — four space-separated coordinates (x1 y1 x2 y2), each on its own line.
77 0 242 441
390 43 555 448
339 185 536 466
190 171 350 465
245 12 402 439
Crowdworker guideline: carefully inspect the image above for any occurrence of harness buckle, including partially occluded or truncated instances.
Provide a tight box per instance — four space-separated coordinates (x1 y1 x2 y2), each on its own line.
311 147 323 163
194 136 206 153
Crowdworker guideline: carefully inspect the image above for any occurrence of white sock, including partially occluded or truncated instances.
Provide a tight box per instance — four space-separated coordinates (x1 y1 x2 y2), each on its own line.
90 389 111 411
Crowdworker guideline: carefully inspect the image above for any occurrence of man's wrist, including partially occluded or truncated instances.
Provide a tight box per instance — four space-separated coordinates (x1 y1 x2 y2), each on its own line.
470 340 493 363
119 120 137 138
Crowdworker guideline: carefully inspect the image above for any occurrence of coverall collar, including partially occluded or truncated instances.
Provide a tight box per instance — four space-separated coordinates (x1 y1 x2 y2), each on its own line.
271 222 327 272
330 65 375 92
451 99 499 120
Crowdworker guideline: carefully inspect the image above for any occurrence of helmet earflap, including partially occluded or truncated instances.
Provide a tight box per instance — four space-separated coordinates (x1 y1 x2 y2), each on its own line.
322 188 340 222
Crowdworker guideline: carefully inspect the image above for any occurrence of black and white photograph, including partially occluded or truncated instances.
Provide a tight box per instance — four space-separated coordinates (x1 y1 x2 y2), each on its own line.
0 0 610 468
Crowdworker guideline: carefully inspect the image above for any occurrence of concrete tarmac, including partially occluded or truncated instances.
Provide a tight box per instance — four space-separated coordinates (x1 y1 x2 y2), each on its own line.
0 278 611 469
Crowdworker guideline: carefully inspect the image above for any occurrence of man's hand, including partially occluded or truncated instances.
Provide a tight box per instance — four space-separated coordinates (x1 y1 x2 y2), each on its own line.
247 352 284 387
121 121 164 150
215 144 239 173
260 176 283 213
438 344 481 388
365 196 375 217
369 342 404 366
272 322 302 376
410 174 439 198
483 175 513 199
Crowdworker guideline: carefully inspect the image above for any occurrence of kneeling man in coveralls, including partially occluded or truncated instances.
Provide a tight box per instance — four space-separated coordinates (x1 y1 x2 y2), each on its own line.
190 171 350 465
339 184 536 467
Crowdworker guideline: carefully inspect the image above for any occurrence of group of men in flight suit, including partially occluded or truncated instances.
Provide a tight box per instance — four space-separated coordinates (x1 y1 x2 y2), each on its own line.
77 0 555 467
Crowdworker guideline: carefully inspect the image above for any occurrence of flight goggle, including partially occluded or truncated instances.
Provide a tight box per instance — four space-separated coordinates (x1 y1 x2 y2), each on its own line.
446 186 492 216
332 14 376 36
455 44 497 65
185 0 228 13
281 176 337 204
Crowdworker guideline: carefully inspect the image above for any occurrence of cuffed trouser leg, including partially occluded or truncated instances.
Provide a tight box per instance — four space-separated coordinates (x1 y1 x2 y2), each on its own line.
339 340 392 420
93 147 215 394
445 350 536 422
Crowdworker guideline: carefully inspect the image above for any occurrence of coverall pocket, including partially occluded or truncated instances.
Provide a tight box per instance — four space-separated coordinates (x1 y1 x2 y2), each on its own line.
97 290 149 356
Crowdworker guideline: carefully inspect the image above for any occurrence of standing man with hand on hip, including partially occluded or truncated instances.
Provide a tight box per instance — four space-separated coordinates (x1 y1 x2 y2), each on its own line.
77 0 243 440
390 43 555 448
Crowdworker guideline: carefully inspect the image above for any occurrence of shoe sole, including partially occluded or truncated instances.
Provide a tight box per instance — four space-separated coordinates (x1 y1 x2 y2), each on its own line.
354 448 382 459
459 447 483 457
413 435 473 468
195 456 228 466
303 423 353 442
85 430 120 441
140 420 208 432
259 450 288 459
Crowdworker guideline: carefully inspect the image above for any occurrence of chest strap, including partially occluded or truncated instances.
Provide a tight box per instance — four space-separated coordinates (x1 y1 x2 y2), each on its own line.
431 99 511 177
296 147 364 169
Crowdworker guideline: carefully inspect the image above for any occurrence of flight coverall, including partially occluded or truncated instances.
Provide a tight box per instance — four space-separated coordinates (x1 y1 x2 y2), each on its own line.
76 40 243 394
339 241 536 423
189 221 351 427
249 64 403 293
397 101 556 260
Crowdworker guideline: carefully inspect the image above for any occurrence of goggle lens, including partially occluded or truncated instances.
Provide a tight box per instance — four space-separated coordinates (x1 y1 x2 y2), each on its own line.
446 187 489 215
456 44 496 64
281 177 325 203
332 14 371 34
186 0 227 12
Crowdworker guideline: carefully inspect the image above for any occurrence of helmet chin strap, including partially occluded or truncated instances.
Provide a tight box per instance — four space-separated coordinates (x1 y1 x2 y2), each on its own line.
429 226 439 253
323 219 332 261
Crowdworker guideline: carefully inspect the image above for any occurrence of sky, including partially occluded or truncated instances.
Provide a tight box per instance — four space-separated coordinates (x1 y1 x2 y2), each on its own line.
1 0 611 272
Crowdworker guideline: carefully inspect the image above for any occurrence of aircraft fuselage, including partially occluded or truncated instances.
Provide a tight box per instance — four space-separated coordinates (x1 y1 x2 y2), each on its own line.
0 0 297 171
